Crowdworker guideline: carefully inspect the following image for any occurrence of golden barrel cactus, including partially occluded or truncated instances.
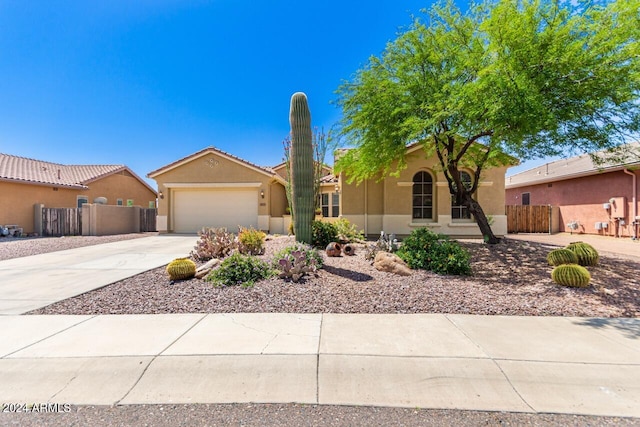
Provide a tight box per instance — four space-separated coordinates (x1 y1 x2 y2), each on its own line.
166 258 197 281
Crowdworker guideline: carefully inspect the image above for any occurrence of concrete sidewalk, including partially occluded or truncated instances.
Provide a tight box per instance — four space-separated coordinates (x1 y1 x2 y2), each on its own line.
1 313 638 417
0 235 198 315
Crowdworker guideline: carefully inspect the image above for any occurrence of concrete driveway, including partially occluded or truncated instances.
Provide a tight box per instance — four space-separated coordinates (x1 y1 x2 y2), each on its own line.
0 235 198 315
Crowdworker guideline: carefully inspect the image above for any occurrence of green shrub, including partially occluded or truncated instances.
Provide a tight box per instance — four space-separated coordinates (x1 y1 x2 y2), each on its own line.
312 220 338 248
551 264 591 287
238 226 266 255
166 257 196 281
334 218 364 243
547 248 579 266
396 228 471 275
565 241 599 266
272 242 324 269
206 253 274 287
191 227 237 261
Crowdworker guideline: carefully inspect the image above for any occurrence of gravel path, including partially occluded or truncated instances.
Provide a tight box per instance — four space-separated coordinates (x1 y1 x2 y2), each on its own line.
0 233 155 261
28 235 640 317
3 403 639 427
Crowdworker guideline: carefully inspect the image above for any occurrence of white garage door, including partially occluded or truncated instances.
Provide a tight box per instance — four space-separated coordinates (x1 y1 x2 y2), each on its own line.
173 188 258 233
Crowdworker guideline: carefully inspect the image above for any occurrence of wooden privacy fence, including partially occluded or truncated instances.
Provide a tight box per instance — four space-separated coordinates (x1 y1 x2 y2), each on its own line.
506 205 552 234
140 208 157 232
42 208 82 236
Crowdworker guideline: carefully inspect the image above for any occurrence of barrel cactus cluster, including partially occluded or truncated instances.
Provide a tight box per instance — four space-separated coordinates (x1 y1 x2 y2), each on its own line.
547 241 599 287
166 257 197 281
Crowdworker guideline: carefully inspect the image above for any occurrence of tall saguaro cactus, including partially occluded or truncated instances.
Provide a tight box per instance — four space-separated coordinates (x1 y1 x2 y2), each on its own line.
289 92 314 244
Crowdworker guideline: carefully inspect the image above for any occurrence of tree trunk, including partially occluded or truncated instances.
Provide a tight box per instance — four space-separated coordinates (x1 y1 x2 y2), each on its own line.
464 193 500 244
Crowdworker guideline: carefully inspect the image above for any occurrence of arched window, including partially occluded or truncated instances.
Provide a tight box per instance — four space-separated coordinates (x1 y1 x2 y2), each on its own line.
412 171 433 220
451 171 472 219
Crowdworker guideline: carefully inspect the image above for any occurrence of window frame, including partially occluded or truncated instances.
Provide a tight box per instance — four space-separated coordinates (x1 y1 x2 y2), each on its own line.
77 196 89 209
412 171 433 221
451 171 473 221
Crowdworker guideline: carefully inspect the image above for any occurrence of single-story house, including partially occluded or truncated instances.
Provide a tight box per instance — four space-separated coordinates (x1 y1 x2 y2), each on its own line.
0 153 157 234
505 142 640 238
148 144 512 238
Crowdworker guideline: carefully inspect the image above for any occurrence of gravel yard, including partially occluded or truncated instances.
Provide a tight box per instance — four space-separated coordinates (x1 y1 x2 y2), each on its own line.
27 235 640 317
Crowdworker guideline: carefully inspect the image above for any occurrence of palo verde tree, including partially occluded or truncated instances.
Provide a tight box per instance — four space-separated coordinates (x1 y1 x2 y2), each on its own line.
335 0 640 243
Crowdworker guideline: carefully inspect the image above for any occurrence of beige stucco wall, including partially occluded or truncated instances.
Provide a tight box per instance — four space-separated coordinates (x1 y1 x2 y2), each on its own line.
0 173 155 234
270 182 288 217
151 152 286 232
86 171 157 208
339 149 510 238
82 204 141 236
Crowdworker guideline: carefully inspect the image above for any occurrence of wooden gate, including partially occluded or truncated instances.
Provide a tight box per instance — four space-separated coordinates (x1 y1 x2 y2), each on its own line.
42 208 82 236
506 205 551 233
140 208 157 232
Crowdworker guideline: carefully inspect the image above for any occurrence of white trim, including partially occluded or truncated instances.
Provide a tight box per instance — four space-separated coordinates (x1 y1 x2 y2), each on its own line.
478 181 493 186
397 182 414 187
436 182 449 187
164 182 262 189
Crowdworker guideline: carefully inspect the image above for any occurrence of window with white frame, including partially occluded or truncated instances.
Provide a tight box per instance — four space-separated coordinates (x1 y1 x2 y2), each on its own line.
321 193 330 217
451 171 472 220
321 192 340 218
412 171 433 220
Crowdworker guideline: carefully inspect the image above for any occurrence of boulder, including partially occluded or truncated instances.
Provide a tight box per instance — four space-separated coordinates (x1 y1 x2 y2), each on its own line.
325 242 342 257
373 251 411 276
195 258 220 279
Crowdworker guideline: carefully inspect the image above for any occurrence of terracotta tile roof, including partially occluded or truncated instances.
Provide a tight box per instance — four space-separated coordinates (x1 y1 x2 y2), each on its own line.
506 142 640 189
320 174 338 183
0 153 126 189
147 146 277 178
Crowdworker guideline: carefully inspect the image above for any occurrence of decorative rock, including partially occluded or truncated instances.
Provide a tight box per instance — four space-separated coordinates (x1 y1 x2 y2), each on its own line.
343 244 356 256
373 251 411 276
195 258 220 279
326 242 342 257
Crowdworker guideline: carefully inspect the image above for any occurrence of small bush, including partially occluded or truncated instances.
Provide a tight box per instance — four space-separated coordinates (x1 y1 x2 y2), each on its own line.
206 253 274 287
191 227 237 261
273 242 324 269
396 228 471 275
238 226 266 255
272 244 320 282
312 220 338 248
334 218 364 243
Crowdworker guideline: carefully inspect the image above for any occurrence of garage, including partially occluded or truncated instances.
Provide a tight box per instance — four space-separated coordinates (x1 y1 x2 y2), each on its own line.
173 188 258 233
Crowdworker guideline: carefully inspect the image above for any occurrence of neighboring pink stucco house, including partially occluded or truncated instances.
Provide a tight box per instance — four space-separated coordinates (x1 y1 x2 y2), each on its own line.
505 143 640 239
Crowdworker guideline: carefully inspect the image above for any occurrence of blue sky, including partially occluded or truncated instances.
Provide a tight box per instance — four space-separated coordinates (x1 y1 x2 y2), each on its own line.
1 0 541 186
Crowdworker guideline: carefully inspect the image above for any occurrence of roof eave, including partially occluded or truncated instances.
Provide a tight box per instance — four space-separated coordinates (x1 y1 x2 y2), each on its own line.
505 164 636 189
